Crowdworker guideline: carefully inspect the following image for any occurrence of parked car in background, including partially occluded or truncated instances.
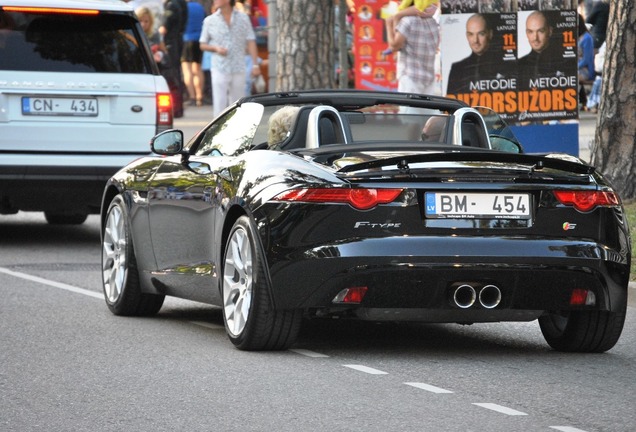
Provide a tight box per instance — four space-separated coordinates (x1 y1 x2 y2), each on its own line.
0 0 173 224
100 90 630 353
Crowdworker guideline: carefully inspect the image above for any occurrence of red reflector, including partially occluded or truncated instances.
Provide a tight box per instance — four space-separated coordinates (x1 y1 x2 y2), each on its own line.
554 190 620 212
333 287 368 304
273 188 402 210
2 6 99 15
570 289 588 306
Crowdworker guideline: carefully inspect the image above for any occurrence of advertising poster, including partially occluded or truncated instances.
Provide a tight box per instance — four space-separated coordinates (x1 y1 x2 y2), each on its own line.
350 0 580 155
439 0 579 155
442 11 518 123
353 1 399 92
516 8 578 122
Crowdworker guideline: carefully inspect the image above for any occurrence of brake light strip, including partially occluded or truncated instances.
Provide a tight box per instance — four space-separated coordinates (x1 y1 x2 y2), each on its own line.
2 6 99 15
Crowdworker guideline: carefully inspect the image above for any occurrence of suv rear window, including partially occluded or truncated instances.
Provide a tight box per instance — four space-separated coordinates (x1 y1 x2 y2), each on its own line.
0 10 152 73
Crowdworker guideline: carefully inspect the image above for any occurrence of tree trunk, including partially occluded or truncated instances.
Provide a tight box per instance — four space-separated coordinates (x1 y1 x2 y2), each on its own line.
591 1 636 199
276 0 335 91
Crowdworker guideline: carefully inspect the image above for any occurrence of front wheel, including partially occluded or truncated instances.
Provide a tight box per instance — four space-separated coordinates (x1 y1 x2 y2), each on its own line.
102 195 164 316
538 305 627 353
222 216 301 350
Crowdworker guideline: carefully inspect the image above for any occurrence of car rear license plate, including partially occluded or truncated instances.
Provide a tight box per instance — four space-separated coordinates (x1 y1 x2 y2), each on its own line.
425 192 531 219
22 97 98 117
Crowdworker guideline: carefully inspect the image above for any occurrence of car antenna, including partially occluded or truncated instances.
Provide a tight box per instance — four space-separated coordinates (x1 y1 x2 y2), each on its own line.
529 160 544 176
397 159 410 173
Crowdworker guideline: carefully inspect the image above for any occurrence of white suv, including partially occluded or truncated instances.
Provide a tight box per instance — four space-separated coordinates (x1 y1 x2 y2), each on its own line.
0 0 173 224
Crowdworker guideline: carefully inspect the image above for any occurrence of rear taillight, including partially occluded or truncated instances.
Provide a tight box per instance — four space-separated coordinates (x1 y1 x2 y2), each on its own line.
332 287 368 304
570 288 596 306
156 93 173 133
553 190 620 212
272 188 403 210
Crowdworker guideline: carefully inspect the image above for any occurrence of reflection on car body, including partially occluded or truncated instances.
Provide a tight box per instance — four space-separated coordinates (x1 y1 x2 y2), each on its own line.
100 90 630 352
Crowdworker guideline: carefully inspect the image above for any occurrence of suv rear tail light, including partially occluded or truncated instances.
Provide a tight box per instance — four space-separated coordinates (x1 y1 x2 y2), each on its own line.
156 93 173 133
272 188 403 210
553 190 620 212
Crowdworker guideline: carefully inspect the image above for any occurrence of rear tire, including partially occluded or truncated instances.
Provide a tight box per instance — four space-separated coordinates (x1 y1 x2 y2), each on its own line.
539 304 627 353
45 212 88 225
222 216 301 350
101 195 164 316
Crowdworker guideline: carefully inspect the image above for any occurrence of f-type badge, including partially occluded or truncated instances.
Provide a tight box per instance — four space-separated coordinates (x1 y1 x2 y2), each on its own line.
354 221 402 229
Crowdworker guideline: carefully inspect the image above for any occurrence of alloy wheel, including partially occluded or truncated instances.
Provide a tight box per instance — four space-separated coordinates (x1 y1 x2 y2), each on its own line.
102 204 127 303
223 226 253 337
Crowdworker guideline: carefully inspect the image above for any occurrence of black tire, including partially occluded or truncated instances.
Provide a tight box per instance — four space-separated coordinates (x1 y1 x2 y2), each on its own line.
45 212 88 225
538 303 627 353
222 216 301 351
101 195 164 316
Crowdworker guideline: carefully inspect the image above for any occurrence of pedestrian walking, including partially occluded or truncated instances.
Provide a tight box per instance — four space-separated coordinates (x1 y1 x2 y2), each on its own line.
160 0 188 117
385 2 440 96
181 0 206 106
199 0 260 117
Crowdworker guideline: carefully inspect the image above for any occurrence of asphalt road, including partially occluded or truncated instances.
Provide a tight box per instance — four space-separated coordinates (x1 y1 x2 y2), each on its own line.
1 212 635 432
1 108 634 432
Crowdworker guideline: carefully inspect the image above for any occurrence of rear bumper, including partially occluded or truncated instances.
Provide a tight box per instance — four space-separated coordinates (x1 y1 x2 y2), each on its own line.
0 153 148 214
267 236 630 318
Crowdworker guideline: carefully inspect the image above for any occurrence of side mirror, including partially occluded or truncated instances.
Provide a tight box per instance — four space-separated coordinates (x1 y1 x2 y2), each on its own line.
490 136 524 153
151 129 184 155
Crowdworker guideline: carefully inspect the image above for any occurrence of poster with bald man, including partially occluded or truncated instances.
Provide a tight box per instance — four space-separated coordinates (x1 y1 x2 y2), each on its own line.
439 0 580 154
441 11 518 122
516 9 578 122
440 2 578 123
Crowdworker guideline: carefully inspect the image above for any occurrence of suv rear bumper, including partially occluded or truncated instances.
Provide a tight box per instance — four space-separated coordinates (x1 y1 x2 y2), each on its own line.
0 153 149 214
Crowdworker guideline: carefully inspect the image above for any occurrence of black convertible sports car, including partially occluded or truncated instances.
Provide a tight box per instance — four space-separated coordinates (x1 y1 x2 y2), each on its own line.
100 90 630 352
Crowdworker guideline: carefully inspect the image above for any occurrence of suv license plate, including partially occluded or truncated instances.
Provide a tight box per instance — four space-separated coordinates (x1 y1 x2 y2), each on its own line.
425 192 531 219
22 97 98 117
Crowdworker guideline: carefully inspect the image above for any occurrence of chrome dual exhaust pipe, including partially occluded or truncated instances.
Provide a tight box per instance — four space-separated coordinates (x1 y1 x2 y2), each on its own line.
451 284 502 309
452 284 477 309
479 284 502 309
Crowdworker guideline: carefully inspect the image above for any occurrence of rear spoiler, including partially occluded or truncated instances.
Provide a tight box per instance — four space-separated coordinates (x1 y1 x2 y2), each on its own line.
336 151 596 176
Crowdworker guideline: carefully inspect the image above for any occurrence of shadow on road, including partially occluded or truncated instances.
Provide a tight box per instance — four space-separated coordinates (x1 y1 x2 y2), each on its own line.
0 214 100 245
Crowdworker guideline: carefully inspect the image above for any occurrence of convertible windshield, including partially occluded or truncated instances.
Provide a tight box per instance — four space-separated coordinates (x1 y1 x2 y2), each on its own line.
344 111 449 142
192 99 521 157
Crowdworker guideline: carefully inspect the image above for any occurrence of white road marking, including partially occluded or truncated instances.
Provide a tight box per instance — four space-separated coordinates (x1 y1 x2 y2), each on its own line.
0 267 602 432
472 403 528 416
550 427 589 432
343 364 388 375
405 382 453 394
190 321 225 330
290 349 330 358
0 267 103 299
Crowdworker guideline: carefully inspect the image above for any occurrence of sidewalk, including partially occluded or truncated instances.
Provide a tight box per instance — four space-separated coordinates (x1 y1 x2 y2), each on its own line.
578 110 598 163
174 103 213 127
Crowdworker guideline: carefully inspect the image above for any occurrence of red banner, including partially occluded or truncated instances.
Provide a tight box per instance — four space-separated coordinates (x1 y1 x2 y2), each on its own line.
353 1 399 92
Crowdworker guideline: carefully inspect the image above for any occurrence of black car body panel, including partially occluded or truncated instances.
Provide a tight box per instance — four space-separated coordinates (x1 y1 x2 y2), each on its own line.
101 90 630 351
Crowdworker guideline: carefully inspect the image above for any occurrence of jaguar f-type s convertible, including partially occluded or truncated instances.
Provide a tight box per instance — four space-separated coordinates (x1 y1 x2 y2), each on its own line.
100 90 630 352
